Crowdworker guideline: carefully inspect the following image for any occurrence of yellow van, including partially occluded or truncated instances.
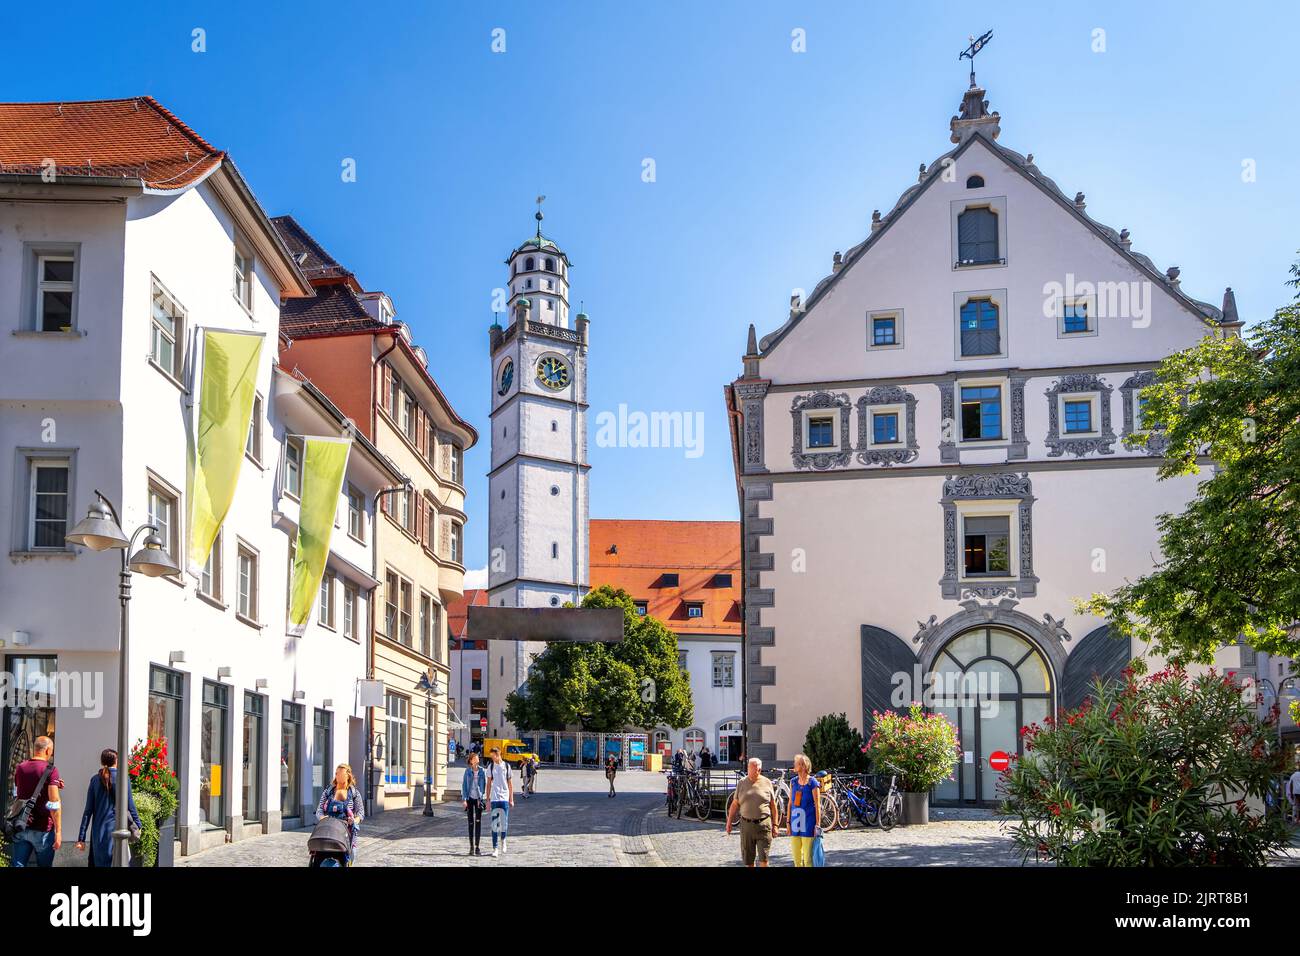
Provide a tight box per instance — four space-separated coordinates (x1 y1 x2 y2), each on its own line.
482 738 540 765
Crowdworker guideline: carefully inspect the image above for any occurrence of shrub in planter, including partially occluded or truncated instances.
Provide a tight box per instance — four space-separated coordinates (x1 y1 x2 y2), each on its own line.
128 737 179 867
803 713 869 774
865 704 961 820
1002 663 1289 866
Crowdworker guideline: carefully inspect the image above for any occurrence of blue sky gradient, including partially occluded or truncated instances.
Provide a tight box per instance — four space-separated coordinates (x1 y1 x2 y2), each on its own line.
8 1 1297 569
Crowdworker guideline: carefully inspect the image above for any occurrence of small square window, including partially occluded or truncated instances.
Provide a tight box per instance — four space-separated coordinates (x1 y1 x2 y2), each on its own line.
960 385 1003 441
807 415 835 448
872 412 899 445
634 601 648 617
1063 301 1090 334
1063 400 1092 434
963 516 1011 576
685 602 703 619
872 316 896 346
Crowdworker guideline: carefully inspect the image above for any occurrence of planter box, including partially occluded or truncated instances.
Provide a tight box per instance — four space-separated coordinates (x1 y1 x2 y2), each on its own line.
902 791 929 826
156 816 176 867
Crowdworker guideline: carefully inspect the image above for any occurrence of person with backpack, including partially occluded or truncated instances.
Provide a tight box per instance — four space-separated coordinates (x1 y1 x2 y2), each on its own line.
485 747 513 857
460 751 487 856
6 735 62 867
76 748 142 867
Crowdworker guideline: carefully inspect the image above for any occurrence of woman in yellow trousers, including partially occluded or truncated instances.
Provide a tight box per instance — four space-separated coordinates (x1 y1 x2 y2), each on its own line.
788 753 821 867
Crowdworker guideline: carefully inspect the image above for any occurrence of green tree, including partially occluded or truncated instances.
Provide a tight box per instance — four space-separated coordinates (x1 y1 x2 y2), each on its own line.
1080 258 1300 662
505 586 693 732
802 713 869 773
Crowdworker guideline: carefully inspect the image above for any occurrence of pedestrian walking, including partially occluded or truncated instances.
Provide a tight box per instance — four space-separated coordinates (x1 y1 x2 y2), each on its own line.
700 747 713 771
1287 764 1300 822
485 747 514 857
787 753 821 868
605 753 618 798
461 751 487 855
725 757 778 868
75 748 141 867
7 736 63 867
315 764 364 865
522 756 538 797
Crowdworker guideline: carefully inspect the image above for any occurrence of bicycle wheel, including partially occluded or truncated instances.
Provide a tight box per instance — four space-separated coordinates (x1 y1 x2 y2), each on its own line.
725 790 737 825
878 793 899 831
818 791 839 831
692 786 711 822
774 783 791 831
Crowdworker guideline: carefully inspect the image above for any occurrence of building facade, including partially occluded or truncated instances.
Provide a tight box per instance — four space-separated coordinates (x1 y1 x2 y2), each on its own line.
485 212 591 738
589 519 743 762
272 216 476 805
447 587 488 750
0 97 400 857
725 79 1241 803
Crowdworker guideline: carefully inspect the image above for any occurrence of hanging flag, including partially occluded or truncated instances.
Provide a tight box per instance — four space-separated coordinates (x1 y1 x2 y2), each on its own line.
288 436 352 636
187 329 264 575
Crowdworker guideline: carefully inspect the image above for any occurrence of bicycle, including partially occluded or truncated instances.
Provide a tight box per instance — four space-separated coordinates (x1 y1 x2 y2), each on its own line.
833 773 879 829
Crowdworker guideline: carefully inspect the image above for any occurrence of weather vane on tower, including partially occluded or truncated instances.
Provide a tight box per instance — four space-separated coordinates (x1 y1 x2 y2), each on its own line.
535 194 546 236
959 30 993 88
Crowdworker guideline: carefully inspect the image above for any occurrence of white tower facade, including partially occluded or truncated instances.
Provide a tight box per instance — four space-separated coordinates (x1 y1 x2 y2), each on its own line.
486 211 591 736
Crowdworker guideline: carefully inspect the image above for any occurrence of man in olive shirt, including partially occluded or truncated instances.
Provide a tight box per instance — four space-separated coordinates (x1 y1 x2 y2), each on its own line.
725 757 778 867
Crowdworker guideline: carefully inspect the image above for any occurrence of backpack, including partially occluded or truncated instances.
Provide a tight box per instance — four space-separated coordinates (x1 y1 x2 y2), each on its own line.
3 761 55 841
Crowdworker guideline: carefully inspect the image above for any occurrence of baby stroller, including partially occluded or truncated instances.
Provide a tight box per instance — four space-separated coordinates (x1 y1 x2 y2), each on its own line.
308 815 351 868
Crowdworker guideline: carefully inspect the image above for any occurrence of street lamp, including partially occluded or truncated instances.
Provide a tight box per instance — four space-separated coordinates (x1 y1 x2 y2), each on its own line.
67 490 179 867
415 672 446 816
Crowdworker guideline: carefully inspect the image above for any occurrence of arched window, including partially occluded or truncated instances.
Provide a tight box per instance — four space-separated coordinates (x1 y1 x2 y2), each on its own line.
545 257 555 271
524 256 535 271
684 729 706 751
929 627 1052 804
957 206 999 264
966 174 985 188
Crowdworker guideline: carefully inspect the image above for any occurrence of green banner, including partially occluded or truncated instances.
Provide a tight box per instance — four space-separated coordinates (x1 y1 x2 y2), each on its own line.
188 329 264 575
288 437 352 635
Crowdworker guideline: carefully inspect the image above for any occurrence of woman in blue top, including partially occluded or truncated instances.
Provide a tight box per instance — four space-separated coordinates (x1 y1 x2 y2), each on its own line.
76 749 142 867
461 751 487 856
787 753 821 867
316 764 364 865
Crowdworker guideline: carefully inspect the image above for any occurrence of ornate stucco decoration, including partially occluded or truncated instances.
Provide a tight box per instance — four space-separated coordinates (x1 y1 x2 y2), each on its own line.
1119 370 1170 457
855 384 919 466
791 391 852 470
735 380 770 473
939 471 1038 600
1044 372 1116 458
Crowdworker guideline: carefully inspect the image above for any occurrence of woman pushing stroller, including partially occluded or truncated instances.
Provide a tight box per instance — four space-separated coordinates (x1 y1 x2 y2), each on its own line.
314 764 363 865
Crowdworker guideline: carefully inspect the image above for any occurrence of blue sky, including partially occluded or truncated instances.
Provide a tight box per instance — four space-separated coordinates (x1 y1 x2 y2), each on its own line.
9 1 1297 570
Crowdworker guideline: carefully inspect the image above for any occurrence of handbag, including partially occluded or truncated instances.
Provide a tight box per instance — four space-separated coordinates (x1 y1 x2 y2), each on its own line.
3 761 56 841
812 830 826 867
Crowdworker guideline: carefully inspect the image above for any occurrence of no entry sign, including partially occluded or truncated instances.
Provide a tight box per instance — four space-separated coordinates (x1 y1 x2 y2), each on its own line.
988 750 1011 772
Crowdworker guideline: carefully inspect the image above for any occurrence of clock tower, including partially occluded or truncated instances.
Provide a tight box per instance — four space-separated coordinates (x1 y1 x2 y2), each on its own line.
486 208 591 736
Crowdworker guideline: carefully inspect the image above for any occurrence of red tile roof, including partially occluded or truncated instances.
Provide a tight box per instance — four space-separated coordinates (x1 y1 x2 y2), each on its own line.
0 96 224 190
448 588 489 646
590 520 742 637
279 282 387 338
272 215 356 285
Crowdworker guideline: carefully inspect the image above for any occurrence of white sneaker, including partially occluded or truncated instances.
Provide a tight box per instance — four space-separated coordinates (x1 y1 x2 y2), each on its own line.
491 847 499 858
500 840 508 855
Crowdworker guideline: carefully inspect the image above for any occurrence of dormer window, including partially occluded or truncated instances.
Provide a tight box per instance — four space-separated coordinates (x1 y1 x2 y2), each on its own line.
957 207 999 265
966 175 985 188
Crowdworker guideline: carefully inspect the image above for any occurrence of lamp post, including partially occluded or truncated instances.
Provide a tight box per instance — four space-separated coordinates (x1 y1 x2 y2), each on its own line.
415 672 446 816
66 490 180 867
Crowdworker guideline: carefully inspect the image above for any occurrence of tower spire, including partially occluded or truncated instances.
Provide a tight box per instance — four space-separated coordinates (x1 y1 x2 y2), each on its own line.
950 30 1001 144
535 194 545 238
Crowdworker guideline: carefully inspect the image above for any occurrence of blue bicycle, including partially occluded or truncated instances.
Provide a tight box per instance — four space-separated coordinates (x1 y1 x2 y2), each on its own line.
833 771 900 831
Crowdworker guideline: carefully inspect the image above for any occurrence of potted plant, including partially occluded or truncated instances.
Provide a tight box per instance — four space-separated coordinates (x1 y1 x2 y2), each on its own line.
128 737 179 867
865 704 961 825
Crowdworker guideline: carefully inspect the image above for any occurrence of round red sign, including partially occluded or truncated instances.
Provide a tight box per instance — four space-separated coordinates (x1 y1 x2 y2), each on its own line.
479 718 487 728
988 751 1011 772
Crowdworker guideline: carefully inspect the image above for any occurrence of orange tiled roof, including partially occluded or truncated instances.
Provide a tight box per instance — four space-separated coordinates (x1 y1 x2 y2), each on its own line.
590 519 741 637
448 588 489 647
0 96 224 190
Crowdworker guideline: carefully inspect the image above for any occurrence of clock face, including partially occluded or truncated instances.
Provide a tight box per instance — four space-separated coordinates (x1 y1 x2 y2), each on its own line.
535 355 570 390
498 359 514 396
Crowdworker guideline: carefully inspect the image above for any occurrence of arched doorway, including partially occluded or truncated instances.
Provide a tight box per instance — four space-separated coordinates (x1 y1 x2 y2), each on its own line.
929 627 1053 805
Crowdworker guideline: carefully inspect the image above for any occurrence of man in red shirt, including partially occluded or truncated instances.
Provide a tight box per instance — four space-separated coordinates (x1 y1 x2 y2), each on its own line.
10 736 62 867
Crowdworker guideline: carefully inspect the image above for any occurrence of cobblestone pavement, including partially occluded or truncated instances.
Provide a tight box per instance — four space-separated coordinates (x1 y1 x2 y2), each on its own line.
177 767 1300 867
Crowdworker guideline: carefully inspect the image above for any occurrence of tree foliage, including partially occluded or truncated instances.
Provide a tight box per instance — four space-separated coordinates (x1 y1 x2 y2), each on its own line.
802 713 869 774
1079 258 1300 662
1002 661 1288 866
504 586 693 732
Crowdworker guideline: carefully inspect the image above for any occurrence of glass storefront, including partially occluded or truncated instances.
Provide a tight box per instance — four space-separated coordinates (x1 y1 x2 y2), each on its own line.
243 693 264 824
148 666 184 787
281 702 303 819
200 682 229 829
930 627 1053 805
313 709 333 795
2 656 57 798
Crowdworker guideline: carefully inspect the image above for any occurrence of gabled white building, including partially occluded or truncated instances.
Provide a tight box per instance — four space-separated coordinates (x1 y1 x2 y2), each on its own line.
0 97 397 859
725 79 1241 803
